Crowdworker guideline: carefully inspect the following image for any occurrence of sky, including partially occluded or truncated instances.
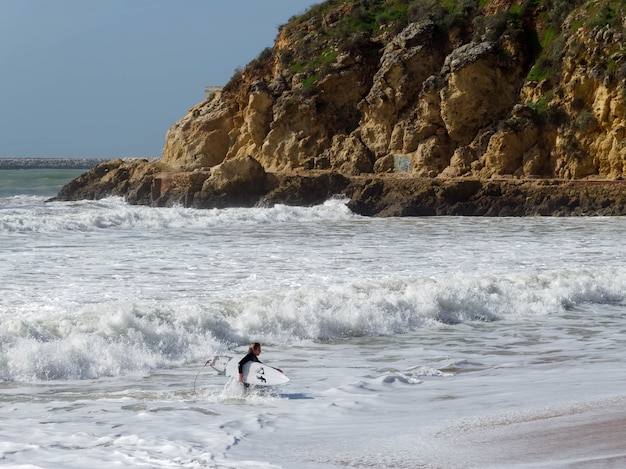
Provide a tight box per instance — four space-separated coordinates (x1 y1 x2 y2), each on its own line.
0 0 320 158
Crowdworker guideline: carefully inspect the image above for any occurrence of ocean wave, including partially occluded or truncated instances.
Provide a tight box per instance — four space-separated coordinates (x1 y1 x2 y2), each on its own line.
0 196 356 233
230 268 625 339
1 267 624 382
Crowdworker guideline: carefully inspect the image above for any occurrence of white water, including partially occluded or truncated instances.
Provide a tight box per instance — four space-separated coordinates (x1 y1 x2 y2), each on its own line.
2 195 626 468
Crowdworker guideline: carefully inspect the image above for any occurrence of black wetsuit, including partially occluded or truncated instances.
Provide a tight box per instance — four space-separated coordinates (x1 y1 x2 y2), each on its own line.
238 352 260 386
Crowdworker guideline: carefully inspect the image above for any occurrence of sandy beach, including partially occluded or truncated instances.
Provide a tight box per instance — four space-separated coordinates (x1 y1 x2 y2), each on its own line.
434 396 626 468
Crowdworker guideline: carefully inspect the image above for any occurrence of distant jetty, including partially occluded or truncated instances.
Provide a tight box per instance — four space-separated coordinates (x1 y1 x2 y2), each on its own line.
1 158 117 170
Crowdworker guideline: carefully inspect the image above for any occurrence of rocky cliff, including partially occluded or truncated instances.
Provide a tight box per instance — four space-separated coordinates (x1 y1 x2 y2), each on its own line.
53 0 626 216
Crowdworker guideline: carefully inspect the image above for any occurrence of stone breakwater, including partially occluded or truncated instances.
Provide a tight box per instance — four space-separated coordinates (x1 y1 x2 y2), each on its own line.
0 158 111 170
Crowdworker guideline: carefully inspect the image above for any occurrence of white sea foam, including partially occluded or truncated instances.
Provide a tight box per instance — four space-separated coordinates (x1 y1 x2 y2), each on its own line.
0 196 356 233
1 255 624 382
2 195 626 468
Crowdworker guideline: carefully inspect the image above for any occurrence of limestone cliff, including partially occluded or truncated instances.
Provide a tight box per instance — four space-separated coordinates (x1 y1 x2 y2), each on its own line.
54 0 626 216
162 0 626 179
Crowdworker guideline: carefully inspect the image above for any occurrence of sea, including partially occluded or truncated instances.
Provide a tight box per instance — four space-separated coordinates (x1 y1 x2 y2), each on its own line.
1 164 626 468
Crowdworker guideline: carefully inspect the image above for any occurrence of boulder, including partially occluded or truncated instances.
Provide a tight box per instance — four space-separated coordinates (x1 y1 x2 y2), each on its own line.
196 156 267 208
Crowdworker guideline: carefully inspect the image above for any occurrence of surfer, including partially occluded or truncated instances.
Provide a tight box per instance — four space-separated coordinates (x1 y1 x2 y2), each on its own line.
238 342 262 384
238 342 283 386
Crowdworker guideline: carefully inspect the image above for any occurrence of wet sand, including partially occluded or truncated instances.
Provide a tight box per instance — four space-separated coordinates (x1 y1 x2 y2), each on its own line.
434 397 626 468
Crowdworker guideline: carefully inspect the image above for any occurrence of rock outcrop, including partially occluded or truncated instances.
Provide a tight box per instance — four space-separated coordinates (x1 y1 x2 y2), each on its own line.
53 0 626 216
52 159 626 216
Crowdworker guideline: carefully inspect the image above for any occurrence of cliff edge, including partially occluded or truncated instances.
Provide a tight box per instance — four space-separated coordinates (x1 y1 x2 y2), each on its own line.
53 0 626 216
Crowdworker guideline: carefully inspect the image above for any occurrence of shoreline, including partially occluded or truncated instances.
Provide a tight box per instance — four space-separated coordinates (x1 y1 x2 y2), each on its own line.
435 395 626 468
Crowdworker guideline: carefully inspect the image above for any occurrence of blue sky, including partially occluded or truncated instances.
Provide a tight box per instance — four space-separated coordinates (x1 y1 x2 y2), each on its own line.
0 0 319 158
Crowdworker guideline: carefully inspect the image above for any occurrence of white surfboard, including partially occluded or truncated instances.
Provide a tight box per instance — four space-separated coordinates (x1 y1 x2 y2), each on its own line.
208 355 231 375
224 356 289 386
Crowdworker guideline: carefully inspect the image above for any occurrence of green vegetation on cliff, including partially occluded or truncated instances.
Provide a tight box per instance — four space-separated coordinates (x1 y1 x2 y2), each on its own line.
227 0 626 93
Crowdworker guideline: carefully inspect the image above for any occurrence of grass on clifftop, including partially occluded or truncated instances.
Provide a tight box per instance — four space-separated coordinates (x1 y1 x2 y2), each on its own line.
275 0 569 92
224 0 626 93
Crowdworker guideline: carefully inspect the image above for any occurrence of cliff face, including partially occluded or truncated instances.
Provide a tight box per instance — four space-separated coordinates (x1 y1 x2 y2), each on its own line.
162 0 626 180
53 0 626 215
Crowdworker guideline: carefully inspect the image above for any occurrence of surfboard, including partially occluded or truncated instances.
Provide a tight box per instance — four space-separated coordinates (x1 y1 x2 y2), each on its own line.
222 355 289 386
208 355 231 375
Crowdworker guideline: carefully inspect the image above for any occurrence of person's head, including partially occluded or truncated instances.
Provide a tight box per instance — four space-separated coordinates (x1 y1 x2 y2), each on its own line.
249 342 261 355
